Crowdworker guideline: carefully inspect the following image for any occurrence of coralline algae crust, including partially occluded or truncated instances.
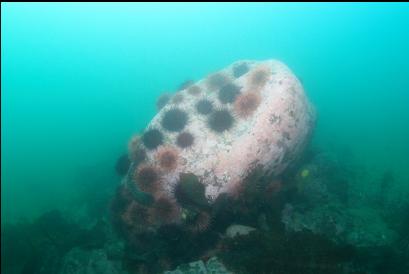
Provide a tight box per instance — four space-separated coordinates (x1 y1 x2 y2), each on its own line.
129 59 315 205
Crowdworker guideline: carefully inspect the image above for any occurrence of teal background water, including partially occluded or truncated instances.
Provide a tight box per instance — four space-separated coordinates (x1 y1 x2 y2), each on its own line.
2 3 409 222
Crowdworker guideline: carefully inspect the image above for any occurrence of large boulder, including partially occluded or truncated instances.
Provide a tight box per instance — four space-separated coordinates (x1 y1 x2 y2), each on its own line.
122 59 315 226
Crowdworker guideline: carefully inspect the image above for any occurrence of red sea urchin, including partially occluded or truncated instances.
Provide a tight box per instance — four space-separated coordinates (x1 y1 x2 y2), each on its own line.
127 135 147 164
155 146 179 172
128 135 140 156
134 165 161 194
248 66 271 89
150 196 180 224
121 201 151 227
234 91 262 118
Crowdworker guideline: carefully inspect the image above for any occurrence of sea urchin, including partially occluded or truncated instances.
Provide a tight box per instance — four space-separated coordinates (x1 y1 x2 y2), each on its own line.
249 66 270 88
233 62 249 78
121 201 150 227
171 93 184 104
150 196 179 224
234 91 262 118
134 165 161 194
142 129 164 150
178 80 194 91
187 85 202 96
195 99 214 115
206 72 229 90
131 148 146 166
161 108 188 132
156 93 172 110
176 132 194 148
155 146 179 172
208 109 234 133
218 83 241 104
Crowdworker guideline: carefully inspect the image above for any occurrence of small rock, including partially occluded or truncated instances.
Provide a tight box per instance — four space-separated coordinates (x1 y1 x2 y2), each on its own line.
225 224 256 238
164 257 231 274
59 248 126 274
164 260 207 274
206 257 232 274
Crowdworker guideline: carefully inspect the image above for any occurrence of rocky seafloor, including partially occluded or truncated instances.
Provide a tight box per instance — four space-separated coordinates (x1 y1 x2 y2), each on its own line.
2 60 409 274
2 143 409 274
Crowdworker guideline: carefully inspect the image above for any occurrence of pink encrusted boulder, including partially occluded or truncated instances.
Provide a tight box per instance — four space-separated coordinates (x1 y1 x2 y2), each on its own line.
127 59 315 215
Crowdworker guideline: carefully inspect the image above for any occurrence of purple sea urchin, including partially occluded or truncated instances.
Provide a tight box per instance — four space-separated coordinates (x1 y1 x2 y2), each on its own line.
208 109 234 133
187 85 202 96
195 99 214 115
176 132 194 148
156 93 172 110
131 148 146 166
115 154 131 176
142 129 164 150
161 108 188 132
218 83 241 104
206 72 229 90
171 93 184 104
233 62 249 78
178 80 194 91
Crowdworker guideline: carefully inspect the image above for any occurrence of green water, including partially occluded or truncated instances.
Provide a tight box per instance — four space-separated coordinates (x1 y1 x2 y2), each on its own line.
1 1 408 245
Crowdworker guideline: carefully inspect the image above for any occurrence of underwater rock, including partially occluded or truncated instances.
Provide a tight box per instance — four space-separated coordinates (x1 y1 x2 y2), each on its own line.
225 224 256 238
164 256 231 274
205 257 232 274
59 248 127 274
124 59 315 225
281 203 397 248
164 260 207 274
